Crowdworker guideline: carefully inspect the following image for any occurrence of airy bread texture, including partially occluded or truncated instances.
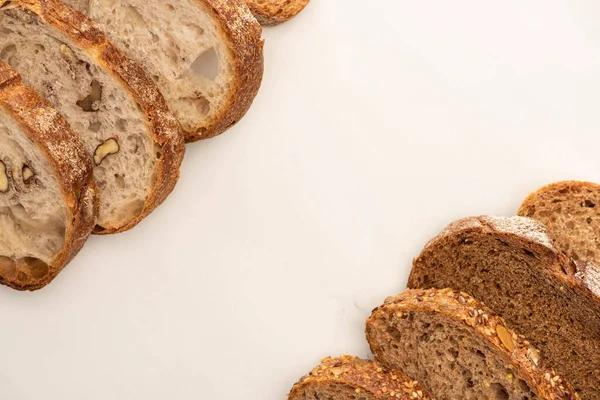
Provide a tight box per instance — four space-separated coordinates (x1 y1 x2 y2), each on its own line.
367 288 579 400
0 0 185 234
0 60 97 290
246 0 310 26
408 216 600 399
518 181 600 265
288 355 434 400
64 0 264 142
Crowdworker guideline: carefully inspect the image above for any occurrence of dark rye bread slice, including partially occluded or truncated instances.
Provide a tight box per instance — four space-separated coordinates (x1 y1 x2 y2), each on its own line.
246 0 310 26
63 0 264 142
366 288 579 400
407 215 600 399
0 0 185 234
0 61 97 291
288 355 435 400
518 181 600 265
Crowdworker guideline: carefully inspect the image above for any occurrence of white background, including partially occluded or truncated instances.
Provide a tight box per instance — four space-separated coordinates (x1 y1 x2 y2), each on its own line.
2 0 600 398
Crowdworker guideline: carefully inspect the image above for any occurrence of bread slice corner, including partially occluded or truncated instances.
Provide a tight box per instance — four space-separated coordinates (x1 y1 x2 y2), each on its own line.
246 0 311 26
288 355 435 400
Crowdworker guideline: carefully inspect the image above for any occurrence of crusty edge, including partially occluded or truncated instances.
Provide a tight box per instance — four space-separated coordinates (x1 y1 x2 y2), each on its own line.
246 0 310 26
184 0 264 141
366 288 580 399
0 61 98 291
17 0 185 234
288 355 434 400
408 215 595 297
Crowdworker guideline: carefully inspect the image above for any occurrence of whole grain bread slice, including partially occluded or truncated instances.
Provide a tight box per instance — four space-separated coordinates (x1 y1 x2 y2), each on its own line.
246 0 310 26
367 288 579 400
0 60 97 291
408 215 600 399
518 181 600 265
288 355 435 400
64 0 264 142
0 0 185 234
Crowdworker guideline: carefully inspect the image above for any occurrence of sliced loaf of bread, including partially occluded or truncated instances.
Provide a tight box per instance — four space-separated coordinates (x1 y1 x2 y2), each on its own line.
0 0 185 234
64 0 264 142
518 181 600 265
0 60 97 290
408 215 600 399
367 288 579 400
288 355 435 400
246 0 310 26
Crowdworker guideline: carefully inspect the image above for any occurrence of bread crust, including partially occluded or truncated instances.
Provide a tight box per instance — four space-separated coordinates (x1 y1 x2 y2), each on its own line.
15 0 186 234
186 0 264 141
246 0 310 26
288 355 435 400
0 61 98 291
367 288 580 399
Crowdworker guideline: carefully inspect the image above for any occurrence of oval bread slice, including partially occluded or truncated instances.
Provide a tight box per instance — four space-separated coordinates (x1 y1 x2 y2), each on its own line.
0 60 97 291
0 0 185 234
64 0 264 142
408 215 600 398
246 0 310 26
367 288 579 400
288 355 435 400
518 181 600 265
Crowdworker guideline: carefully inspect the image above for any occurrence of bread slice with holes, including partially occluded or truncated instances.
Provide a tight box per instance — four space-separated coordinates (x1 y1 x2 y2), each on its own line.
288 355 435 400
518 181 600 265
246 0 310 26
0 0 185 234
0 60 97 291
407 215 600 399
367 288 579 400
63 0 264 142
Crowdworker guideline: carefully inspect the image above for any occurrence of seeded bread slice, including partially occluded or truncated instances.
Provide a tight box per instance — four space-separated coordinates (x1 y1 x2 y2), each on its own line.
518 181 600 265
367 288 579 400
407 215 600 399
246 0 310 26
0 61 97 291
0 0 185 234
288 355 435 400
64 0 264 142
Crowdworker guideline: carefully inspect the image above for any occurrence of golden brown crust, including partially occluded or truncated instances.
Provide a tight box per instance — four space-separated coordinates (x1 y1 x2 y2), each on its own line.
0 60 98 291
246 0 310 26
367 289 580 399
18 0 186 234
288 355 434 400
186 0 264 141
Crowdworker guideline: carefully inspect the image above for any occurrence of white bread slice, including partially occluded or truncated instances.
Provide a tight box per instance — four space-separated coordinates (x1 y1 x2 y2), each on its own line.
0 60 97 291
0 0 185 234
64 0 264 142
246 0 310 26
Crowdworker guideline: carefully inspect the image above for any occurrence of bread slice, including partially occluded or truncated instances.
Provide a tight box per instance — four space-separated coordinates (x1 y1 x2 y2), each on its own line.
0 0 185 234
518 181 600 265
367 288 579 400
246 0 310 26
407 215 600 398
288 355 435 400
63 0 264 142
0 60 97 291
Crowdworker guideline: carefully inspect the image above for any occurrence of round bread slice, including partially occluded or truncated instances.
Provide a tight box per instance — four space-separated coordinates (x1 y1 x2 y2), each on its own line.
288 355 435 400
0 60 97 291
246 0 310 26
518 181 600 265
63 0 264 142
366 288 579 400
408 215 600 399
0 0 185 234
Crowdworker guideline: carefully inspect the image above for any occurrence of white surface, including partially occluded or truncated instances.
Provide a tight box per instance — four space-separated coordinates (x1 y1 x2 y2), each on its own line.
2 0 600 398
